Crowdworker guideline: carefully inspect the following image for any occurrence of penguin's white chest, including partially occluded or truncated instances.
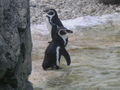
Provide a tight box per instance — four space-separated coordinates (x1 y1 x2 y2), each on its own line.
56 46 60 66
46 18 52 31
61 35 68 45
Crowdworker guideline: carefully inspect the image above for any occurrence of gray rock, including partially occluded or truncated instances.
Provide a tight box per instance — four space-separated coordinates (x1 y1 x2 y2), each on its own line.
98 0 120 4
30 0 120 24
0 0 33 90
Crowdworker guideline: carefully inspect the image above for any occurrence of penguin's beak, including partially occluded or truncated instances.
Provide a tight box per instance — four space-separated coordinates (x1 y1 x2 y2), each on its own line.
66 30 73 33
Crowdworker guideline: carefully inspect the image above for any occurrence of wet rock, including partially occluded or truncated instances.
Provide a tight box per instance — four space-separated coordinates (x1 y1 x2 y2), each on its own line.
0 0 33 90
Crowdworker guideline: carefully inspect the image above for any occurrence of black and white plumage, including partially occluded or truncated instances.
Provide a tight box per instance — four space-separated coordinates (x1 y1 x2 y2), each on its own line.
42 24 73 70
44 8 69 46
44 8 64 31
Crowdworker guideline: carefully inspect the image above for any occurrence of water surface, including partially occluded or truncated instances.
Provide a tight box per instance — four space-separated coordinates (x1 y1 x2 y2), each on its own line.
30 14 120 90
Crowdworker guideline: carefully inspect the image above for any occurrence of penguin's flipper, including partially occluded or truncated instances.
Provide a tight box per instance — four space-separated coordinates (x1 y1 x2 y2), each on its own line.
61 48 71 66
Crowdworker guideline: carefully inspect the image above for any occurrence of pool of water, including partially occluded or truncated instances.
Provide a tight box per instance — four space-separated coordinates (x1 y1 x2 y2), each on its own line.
30 15 120 90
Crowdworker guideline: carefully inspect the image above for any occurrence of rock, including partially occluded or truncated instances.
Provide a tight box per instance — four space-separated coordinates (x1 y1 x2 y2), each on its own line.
0 0 33 90
30 0 120 24
98 0 120 4
116 7 120 12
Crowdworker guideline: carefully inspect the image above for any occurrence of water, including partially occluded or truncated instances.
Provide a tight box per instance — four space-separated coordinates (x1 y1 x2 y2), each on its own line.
30 14 120 90
31 46 120 90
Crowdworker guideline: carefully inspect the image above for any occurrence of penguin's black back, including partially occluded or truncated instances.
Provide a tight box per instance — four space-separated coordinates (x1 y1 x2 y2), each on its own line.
52 16 64 28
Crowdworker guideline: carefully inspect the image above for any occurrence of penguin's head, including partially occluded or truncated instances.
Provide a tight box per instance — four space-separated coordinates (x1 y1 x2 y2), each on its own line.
57 28 73 46
43 8 58 19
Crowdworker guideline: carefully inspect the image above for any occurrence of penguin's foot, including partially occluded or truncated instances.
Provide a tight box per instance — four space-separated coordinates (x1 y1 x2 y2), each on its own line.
43 65 62 70
54 65 62 69
55 66 60 69
51 65 62 70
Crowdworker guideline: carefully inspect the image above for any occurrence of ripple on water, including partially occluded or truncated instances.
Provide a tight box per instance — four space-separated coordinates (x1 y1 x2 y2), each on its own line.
31 19 120 90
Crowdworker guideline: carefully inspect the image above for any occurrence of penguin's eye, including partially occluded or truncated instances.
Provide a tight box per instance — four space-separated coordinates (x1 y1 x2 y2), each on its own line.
48 12 54 15
59 30 66 35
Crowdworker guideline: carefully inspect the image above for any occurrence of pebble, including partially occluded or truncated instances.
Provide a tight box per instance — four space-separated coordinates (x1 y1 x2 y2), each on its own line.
30 0 120 24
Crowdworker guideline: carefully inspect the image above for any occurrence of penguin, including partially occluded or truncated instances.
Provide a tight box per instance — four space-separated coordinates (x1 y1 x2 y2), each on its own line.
42 24 73 70
43 8 64 31
43 8 69 45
